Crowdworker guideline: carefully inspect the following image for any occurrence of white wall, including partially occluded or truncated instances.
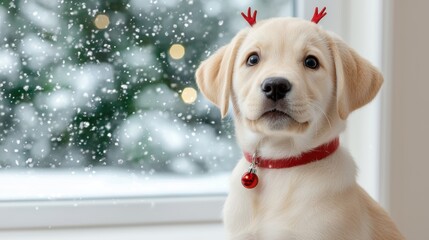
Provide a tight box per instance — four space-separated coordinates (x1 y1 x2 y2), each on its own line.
382 0 429 239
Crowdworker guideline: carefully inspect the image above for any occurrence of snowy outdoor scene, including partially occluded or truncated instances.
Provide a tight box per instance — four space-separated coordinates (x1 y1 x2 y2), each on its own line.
0 0 293 199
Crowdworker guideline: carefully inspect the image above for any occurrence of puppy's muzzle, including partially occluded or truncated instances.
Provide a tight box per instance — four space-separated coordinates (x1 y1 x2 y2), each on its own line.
261 77 292 101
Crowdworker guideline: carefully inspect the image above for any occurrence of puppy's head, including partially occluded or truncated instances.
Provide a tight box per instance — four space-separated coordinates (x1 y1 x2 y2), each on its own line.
196 18 382 147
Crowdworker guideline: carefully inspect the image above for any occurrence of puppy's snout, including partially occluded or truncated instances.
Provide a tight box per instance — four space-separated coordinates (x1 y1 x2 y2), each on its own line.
261 77 292 101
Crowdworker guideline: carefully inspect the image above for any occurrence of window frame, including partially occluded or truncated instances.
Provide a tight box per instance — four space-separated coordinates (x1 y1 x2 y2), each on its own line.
0 196 225 229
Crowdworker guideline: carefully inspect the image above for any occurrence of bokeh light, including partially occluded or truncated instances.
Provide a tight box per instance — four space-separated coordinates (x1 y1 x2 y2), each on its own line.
169 44 185 60
181 87 197 104
94 14 110 29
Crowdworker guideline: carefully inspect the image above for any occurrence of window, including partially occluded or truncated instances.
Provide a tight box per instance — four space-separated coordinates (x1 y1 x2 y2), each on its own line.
0 0 293 201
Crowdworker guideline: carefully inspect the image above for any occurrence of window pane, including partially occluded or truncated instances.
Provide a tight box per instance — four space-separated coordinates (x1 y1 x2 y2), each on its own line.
0 0 294 200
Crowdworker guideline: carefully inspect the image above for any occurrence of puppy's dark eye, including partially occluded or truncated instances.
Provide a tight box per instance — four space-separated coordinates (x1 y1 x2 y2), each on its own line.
246 53 260 66
304 55 319 69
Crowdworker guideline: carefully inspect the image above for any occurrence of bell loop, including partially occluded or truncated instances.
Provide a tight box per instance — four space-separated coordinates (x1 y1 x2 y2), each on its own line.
252 152 259 165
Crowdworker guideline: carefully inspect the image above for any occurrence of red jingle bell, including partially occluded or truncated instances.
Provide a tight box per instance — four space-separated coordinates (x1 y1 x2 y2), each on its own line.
241 171 259 189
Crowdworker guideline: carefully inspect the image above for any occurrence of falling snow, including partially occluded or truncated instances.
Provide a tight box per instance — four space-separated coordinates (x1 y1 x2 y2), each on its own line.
0 0 292 176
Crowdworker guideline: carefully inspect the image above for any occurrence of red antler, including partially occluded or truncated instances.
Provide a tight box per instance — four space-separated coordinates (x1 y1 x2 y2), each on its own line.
311 7 327 24
241 7 257 26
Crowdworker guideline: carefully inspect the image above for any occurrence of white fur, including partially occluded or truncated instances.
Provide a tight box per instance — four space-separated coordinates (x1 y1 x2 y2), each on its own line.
224 148 367 239
196 17 404 240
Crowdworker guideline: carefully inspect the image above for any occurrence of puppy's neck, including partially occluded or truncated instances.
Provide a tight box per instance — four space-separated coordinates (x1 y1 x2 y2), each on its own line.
235 123 344 159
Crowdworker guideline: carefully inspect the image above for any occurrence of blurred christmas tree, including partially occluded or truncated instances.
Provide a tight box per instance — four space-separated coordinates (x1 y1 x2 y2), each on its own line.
0 0 239 173
0 0 293 174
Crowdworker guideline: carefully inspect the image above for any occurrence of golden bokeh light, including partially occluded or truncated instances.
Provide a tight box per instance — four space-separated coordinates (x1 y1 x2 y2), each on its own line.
169 44 185 60
94 14 110 30
181 87 197 104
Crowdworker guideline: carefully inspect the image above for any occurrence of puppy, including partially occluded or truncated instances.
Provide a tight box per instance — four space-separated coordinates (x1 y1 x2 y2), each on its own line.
196 17 405 240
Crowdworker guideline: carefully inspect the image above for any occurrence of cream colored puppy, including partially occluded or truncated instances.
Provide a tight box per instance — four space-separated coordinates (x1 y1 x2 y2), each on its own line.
196 17 404 240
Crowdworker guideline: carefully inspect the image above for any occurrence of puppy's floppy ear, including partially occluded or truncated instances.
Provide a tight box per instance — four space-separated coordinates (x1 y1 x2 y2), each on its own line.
196 31 247 118
330 36 383 120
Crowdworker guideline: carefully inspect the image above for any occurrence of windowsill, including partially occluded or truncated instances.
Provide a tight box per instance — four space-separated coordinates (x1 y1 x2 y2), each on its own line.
0 169 228 229
0 168 229 201
0 223 226 240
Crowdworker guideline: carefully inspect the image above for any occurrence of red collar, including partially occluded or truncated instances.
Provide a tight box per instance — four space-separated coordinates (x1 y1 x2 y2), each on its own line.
244 137 340 169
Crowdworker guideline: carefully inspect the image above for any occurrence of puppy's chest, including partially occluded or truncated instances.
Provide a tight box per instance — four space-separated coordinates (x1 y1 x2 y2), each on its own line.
235 160 314 208
246 169 308 219
229 162 313 219
229 170 320 238
226 159 344 239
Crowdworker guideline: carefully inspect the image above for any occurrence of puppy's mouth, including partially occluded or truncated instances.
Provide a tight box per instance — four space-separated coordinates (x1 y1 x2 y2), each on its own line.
260 108 309 127
245 107 310 132
261 109 294 121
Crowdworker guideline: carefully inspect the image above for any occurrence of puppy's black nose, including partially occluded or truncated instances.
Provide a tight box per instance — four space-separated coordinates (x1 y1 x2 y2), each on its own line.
261 77 292 101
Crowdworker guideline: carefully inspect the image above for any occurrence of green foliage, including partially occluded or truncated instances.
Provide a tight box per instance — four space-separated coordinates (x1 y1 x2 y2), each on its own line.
0 0 239 172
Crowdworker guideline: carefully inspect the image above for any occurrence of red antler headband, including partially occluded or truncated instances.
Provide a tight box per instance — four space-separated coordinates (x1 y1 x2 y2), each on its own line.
241 7 257 26
311 7 327 24
241 6 327 27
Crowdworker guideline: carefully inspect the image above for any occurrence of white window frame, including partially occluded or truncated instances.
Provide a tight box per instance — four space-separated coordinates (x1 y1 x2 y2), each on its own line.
0 196 225 229
0 0 384 238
